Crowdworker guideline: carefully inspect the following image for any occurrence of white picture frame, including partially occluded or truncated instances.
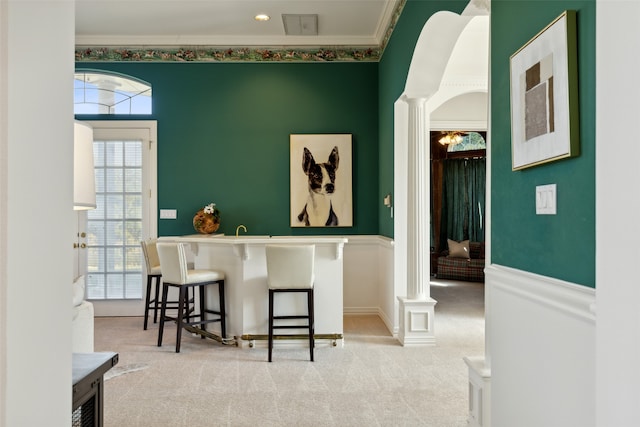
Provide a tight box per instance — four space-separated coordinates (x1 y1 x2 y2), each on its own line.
510 10 580 170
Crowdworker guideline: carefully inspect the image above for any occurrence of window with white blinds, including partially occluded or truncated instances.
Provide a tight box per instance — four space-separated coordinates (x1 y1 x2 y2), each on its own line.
87 139 144 299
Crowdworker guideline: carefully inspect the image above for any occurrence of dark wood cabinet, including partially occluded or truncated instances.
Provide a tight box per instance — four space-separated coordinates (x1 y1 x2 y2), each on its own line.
72 352 118 427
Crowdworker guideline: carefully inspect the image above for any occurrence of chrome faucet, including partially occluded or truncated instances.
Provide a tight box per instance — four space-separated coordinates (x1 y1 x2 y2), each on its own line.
236 224 247 237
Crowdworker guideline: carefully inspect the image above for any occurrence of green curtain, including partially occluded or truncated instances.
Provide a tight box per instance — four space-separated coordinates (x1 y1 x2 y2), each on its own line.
467 158 486 242
440 158 485 249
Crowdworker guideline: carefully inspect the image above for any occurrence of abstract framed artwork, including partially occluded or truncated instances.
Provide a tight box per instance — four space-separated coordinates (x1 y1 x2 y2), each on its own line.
510 10 579 170
290 134 353 227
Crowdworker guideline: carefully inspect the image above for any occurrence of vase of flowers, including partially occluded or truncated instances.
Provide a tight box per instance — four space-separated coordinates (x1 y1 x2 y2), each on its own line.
193 202 221 234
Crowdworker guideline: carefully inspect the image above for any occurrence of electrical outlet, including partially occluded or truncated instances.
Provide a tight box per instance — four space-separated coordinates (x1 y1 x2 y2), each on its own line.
160 209 177 219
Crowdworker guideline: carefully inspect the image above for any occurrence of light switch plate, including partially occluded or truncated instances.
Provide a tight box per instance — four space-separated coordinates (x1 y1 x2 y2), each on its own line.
160 209 177 219
536 184 556 215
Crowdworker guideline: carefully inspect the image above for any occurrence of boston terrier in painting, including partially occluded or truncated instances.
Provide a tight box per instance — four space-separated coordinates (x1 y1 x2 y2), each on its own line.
297 146 339 226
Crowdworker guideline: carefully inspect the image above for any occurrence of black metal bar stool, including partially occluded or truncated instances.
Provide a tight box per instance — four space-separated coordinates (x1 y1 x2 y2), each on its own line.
156 242 226 353
265 244 315 362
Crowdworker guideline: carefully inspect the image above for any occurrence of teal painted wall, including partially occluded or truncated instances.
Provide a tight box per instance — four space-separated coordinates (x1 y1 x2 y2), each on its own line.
75 1 596 288
76 63 379 237
377 0 467 238
491 1 596 287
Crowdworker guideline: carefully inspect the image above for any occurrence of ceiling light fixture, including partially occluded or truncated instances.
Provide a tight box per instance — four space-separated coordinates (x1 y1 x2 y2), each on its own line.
255 14 270 22
439 131 464 146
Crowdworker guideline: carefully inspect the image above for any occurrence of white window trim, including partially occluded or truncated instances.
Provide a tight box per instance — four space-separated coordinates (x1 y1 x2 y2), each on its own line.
86 120 157 316
86 120 157 239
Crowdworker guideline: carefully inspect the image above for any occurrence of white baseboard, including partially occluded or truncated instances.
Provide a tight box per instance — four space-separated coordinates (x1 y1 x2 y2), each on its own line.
343 307 380 315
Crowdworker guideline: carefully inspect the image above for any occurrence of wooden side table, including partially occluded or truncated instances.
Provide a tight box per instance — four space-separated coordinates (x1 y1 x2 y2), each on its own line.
72 352 119 427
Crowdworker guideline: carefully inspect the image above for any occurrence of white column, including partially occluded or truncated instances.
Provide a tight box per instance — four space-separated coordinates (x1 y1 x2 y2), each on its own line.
397 97 436 346
407 97 430 299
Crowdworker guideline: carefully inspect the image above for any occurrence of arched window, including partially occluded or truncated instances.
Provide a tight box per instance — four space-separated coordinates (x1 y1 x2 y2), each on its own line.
74 70 152 114
447 131 486 152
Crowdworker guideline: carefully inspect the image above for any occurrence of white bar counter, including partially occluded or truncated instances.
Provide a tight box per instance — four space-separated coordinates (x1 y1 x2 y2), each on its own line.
158 235 348 348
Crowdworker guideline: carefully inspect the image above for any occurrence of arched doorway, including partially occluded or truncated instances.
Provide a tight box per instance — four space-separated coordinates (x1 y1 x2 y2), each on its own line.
393 10 489 345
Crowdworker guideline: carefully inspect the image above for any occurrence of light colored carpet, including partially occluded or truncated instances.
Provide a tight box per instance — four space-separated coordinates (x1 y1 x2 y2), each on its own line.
95 279 484 427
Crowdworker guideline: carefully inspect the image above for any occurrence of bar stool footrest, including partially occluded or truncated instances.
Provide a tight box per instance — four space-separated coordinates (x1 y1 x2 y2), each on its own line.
182 324 237 346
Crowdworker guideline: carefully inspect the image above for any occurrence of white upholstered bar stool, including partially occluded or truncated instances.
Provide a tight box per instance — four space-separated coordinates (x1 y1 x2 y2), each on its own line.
141 239 195 330
265 244 315 362
141 239 163 330
156 242 226 353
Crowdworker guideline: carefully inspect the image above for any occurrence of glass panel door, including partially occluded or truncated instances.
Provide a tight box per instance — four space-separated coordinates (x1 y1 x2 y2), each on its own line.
84 122 157 316
87 138 144 300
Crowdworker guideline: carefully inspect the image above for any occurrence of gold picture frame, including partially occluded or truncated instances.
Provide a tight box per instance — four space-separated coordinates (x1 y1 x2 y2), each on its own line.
510 10 579 170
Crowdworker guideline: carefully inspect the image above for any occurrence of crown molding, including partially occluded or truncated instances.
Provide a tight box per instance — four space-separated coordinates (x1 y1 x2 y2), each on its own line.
75 0 406 63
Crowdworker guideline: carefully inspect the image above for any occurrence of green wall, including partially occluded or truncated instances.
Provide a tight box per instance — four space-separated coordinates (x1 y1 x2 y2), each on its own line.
76 63 379 237
491 0 596 287
377 0 468 237
76 0 597 288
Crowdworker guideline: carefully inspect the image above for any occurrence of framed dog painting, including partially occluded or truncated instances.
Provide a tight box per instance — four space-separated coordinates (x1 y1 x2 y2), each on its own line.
290 134 353 227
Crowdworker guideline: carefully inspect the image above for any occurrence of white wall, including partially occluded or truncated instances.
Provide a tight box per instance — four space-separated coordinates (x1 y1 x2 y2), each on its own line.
343 236 396 334
431 92 488 130
596 2 640 426
488 265 595 427
343 236 383 314
0 1 7 420
377 237 396 334
1 2 75 426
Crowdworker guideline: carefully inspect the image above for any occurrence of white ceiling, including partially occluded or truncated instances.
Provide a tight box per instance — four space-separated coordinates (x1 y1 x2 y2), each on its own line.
75 0 402 47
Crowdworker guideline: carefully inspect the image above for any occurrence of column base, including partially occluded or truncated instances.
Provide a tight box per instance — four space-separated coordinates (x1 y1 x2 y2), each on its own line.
464 356 491 427
397 296 437 346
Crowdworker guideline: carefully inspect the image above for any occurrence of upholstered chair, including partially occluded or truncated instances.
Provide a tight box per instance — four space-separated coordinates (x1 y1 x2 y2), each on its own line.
156 242 226 353
141 238 196 330
141 239 162 330
265 244 315 362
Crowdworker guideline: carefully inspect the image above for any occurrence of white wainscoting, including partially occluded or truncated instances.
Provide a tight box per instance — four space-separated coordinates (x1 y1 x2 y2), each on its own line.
486 264 595 427
343 236 396 334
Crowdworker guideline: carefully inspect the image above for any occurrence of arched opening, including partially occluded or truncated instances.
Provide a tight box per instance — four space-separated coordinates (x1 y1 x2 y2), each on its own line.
393 9 489 345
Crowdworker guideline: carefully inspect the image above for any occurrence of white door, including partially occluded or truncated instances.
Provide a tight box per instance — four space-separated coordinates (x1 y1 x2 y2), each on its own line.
84 121 157 316
73 211 90 279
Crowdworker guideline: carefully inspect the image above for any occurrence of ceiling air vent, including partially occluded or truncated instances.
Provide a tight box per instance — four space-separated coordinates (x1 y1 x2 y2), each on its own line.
282 14 318 36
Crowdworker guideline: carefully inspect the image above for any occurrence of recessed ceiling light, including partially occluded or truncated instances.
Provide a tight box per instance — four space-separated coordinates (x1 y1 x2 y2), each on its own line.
255 14 270 22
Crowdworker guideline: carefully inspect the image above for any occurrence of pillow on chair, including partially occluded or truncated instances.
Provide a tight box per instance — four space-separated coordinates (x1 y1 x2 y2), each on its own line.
447 239 470 259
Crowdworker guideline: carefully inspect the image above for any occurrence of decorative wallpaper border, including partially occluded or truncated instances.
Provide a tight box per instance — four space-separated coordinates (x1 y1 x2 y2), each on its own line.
75 46 381 63
75 0 406 63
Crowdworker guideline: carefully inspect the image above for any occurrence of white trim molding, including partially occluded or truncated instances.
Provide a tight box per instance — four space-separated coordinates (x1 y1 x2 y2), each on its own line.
464 355 491 427
486 264 595 427
487 264 595 323
397 296 437 346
